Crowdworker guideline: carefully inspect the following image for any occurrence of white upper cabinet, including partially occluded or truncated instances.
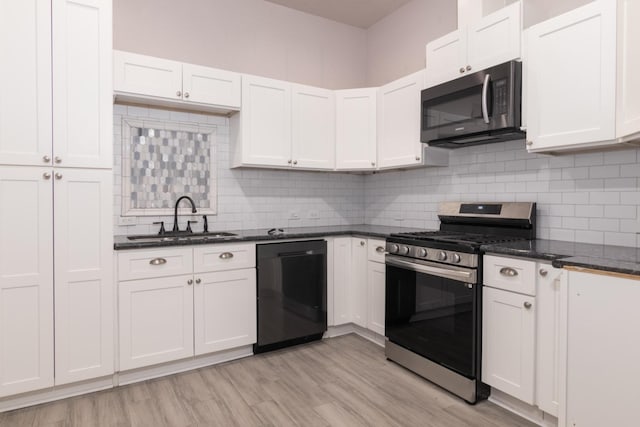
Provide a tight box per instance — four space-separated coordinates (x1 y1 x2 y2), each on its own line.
291 84 336 170
525 1 616 152
113 50 241 113
0 167 54 398
377 70 425 169
231 76 336 171
232 75 292 168
335 88 377 171
53 0 112 169
54 169 113 385
426 2 521 87
615 0 640 141
0 0 52 167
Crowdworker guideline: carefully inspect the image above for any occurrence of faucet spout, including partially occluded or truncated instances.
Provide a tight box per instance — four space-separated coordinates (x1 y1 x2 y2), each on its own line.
173 196 198 233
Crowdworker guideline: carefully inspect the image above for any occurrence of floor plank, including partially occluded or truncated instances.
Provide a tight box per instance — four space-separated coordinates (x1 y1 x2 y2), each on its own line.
0 334 537 427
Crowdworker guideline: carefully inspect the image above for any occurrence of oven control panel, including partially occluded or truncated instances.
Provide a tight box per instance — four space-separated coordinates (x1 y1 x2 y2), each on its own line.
386 242 478 268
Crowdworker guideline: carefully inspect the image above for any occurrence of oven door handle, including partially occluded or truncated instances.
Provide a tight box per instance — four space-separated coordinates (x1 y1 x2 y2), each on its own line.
386 255 476 283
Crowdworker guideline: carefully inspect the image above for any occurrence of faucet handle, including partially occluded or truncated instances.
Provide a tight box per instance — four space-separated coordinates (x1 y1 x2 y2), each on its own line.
153 221 166 235
186 220 198 233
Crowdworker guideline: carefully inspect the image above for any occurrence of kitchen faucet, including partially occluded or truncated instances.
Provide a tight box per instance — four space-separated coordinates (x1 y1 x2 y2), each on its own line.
172 196 198 232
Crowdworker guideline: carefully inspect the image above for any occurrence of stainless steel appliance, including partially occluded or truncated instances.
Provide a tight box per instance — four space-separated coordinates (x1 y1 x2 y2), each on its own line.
385 202 536 403
421 61 523 148
255 240 327 353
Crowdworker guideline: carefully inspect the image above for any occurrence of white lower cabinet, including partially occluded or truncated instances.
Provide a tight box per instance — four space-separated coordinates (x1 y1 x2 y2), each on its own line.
331 237 352 326
119 275 194 371
350 238 368 328
194 269 256 355
482 286 536 404
366 260 385 336
117 243 256 371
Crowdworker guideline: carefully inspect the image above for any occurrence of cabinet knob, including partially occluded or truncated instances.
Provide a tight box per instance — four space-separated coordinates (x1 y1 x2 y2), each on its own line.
360 241 365 246
54 172 63 180
287 159 292 164
526 141 533 146
524 301 532 309
176 90 182 97
376 246 385 253
459 67 465 73
54 156 62 164
184 92 190 99
371 161 375 167
43 172 52 180
187 279 193 285
466 65 472 71
293 160 298 165
415 156 421 161
195 278 201 284
539 269 548 277
43 155 51 163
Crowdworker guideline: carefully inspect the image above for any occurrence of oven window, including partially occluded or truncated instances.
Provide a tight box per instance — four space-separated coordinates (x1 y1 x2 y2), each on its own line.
385 264 476 378
422 85 484 131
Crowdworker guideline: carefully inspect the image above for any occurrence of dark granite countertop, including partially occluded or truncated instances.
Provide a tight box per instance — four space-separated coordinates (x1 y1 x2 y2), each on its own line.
114 224 426 250
482 239 640 277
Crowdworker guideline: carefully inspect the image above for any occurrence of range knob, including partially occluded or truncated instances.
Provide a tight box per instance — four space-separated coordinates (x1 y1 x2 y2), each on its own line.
399 246 410 256
389 244 399 254
438 251 448 261
452 253 461 264
417 248 428 258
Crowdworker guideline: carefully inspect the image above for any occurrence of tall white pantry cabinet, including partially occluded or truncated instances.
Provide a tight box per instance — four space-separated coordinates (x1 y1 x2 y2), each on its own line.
0 0 113 398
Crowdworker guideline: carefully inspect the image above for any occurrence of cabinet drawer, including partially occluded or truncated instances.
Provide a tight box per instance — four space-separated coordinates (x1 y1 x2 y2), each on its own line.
194 243 256 273
118 247 193 281
367 238 386 263
483 255 536 295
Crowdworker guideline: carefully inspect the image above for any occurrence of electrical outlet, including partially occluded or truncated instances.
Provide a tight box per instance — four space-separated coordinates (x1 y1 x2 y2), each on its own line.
308 210 320 219
118 216 137 226
288 210 301 220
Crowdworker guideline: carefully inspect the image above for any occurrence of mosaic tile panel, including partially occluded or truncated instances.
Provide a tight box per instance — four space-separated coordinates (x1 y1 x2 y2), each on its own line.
121 118 217 216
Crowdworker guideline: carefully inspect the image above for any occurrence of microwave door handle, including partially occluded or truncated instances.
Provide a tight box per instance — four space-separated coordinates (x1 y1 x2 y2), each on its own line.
481 73 491 124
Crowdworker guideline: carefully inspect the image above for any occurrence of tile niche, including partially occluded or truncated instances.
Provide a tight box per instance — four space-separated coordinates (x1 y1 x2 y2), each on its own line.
121 118 217 216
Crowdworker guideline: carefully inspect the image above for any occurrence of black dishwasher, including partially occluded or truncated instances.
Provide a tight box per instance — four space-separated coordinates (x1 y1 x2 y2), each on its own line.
255 240 327 353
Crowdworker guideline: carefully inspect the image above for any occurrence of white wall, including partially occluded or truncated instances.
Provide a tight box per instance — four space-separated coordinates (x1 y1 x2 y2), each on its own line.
365 0 457 86
113 105 365 236
113 0 368 89
365 141 640 248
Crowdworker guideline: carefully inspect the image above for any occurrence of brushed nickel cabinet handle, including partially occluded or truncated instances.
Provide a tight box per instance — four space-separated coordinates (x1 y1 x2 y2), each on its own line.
524 301 532 309
187 279 193 285
360 241 365 246
54 156 62 164
43 172 51 180
219 252 234 260
415 156 421 161
195 278 201 284
466 65 472 71
176 90 182 97
459 67 465 73
293 160 298 165
43 155 51 163
539 269 548 277
499 267 518 277
376 246 385 253
149 258 167 266
184 92 190 99
54 172 63 180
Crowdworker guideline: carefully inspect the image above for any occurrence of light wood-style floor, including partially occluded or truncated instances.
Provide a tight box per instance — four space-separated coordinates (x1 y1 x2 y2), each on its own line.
0 334 535 427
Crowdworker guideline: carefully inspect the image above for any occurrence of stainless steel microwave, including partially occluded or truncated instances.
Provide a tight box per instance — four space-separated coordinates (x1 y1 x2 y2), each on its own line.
421 61 524 148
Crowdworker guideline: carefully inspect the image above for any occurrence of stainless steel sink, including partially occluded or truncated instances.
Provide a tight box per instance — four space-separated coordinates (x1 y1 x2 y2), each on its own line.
126 232 239 242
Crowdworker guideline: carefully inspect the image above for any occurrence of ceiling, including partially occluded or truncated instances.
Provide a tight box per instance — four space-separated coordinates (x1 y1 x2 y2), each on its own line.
263 0 414 28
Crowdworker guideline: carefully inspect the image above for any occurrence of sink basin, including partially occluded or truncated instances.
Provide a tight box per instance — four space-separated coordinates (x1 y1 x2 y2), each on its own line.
126 232 239 242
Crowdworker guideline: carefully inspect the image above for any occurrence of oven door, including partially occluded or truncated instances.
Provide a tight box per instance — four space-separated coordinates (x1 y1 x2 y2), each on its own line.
385 255 479 379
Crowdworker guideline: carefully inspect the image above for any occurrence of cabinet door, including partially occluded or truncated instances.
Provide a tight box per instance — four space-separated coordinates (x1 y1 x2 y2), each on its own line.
526 1 616 152
563 271 640 427
0 167 53 397
467 1 521 73
0 0 52 167
52 0 112 168
291 84 335 170
113 50 183 101
182 63 241 109
350 238 368 328
616 0 640 140
535 265 563 417
377 70 424 169
332 237 352 326
366 261 385 336
239 75 291 167
482 286 535 404
54 169 113 384
119 275 194 371
194 269 256 355
425 29 467 87
335 88 377 170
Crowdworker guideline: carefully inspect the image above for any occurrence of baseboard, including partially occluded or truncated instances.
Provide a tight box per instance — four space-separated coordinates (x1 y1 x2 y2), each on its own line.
0 377 114 413
326 323 385 347
489 389 558 427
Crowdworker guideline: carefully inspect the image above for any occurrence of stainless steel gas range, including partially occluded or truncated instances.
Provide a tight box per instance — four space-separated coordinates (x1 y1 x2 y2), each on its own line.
384 202 536 404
